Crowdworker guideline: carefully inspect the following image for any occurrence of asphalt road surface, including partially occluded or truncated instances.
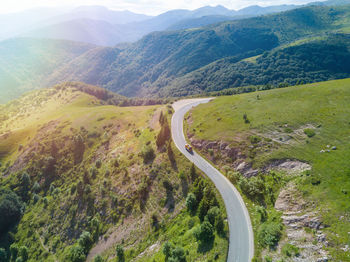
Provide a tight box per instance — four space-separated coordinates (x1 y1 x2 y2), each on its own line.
171 98 254 262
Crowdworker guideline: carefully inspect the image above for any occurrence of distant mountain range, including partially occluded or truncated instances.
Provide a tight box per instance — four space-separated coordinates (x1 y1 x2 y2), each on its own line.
1 0 349 45
1 4 350 102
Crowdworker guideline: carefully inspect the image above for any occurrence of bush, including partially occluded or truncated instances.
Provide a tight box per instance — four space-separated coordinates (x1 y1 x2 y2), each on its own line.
282 243 300 257
67 245 85 262
304 128 315 138
115 245 124 262
185 193 197 213
258 222 282 248
141 146 155 164
0 189 23 233
95 159 102 169
78 231 93 254
250 135 261 144
195 221 214 243
94 254 104 262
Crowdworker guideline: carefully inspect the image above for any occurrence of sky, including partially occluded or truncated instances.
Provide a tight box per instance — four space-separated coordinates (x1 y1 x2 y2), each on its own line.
0 0 323 15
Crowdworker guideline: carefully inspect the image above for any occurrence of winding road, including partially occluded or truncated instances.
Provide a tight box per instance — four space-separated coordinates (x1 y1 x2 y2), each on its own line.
171 98 254 262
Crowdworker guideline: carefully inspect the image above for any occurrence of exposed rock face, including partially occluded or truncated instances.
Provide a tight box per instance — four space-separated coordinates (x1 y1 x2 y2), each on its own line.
271 183 329 262
266 159 311 175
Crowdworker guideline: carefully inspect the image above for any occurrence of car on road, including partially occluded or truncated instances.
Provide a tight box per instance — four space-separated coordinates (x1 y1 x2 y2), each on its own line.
185 143 193 153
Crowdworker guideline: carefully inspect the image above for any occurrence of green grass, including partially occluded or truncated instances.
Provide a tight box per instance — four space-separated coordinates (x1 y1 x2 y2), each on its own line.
188 78 350 260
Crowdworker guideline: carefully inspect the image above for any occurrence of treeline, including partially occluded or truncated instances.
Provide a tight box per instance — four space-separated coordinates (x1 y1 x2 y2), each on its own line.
54 82 170 107
166 34 350 97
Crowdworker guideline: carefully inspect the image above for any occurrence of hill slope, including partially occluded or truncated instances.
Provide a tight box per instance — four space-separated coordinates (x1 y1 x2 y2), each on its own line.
0 83 228 261
186 78 350 261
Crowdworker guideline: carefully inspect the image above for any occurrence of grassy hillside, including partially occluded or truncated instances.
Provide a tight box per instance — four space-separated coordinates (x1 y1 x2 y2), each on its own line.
0 83 228 261
186 78 350 261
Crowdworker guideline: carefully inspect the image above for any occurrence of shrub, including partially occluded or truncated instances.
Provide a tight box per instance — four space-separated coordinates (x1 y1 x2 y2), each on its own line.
304 128 315 137
94 255 104 262
258 222 282 248
243 113 250 124
282 243 300 257
250 135 261 144
67 245 85 262
78 231 93 254
185 193 197 213
141 146 155 164
115 245 125 262
95 159 102 169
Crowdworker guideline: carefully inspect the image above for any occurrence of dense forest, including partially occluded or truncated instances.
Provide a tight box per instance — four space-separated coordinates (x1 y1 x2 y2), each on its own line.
164 34 350 96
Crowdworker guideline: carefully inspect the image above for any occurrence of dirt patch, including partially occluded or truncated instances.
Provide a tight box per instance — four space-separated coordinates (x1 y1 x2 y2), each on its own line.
265 159 311 175
149 108 161 130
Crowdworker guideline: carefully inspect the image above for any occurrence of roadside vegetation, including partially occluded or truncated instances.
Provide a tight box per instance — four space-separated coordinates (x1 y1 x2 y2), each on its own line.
186 78 350 261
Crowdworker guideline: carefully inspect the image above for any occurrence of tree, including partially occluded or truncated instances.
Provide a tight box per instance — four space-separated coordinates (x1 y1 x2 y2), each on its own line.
257 222 282 248
185 193 197 213
0 189 23 233
162 242 173 261
0 248 7 262
205 207 220 226
156 118 171 149
195 221 214 243
32 182 40 193
78 231 93 254
18 246 28 261
190 164 197 182
67 245 85 262
115 245 124 262
170 247 186 262
10 243 19 261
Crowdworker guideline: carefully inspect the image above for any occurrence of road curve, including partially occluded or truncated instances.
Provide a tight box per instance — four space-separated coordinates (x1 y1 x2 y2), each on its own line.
171 98 254 262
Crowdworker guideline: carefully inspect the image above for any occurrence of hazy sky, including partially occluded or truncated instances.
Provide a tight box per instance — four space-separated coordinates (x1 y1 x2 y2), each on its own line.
0 0 323 15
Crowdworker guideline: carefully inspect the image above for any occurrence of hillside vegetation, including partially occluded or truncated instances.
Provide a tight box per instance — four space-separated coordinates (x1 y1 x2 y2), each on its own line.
186 78 350 261
0 83 228 261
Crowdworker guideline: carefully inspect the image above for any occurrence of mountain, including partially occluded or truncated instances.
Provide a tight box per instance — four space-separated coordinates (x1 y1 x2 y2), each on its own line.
2 4 350 102
46 5 150 25
46 5 350 97
23 18 125 46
